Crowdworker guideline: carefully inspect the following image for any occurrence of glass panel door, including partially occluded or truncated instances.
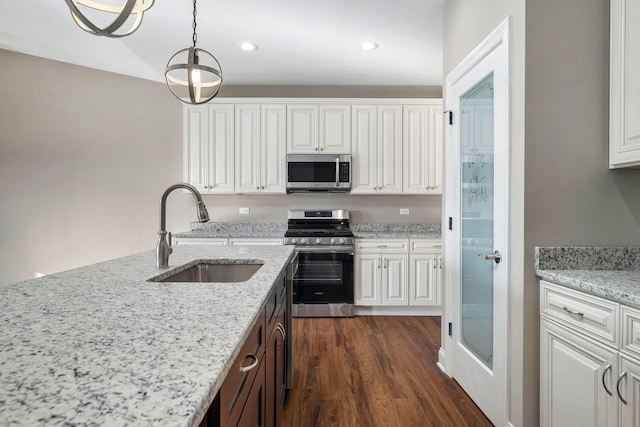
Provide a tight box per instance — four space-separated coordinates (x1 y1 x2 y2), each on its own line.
460 73 495 369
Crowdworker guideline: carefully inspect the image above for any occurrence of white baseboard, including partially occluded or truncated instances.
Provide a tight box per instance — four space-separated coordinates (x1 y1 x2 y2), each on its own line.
354 306 441 316
437 347 450 376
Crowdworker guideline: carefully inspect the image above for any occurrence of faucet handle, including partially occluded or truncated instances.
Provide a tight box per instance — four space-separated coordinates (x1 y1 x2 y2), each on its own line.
167 232 173 247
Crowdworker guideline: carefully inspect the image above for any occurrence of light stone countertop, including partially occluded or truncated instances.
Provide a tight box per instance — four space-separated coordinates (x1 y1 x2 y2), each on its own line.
0 244 295 426
173 222 443 240
535 247 640 308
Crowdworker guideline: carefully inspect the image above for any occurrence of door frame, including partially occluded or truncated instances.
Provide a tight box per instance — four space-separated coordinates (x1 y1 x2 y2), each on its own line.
440 17 511 426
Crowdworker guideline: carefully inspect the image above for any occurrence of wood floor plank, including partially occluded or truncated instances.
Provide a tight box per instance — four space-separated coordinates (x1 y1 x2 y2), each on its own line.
280 316 493 427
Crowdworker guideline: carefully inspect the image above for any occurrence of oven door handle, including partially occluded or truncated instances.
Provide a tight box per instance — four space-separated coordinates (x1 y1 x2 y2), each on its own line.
296 245 354 254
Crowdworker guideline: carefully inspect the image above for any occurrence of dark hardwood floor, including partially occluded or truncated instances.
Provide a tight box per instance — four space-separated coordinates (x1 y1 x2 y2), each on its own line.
280 316 493 427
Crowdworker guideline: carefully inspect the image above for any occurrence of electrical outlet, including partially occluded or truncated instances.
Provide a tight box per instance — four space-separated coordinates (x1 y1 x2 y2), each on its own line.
239 207 250 215
400 208 410 215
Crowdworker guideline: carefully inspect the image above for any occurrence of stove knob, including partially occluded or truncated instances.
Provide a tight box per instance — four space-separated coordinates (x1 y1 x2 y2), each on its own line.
330 238 336 244
291 238 297 244
300 238 307 244
315 238 322 244
339 238 346 244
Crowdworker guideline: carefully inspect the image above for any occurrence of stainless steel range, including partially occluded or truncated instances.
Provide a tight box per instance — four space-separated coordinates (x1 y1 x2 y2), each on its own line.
285 209 354 318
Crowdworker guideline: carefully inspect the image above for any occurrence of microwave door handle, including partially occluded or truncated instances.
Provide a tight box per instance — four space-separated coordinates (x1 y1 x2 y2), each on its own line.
335 158 339 187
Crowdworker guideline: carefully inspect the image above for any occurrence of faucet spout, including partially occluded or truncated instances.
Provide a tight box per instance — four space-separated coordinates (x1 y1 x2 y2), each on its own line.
156 183 209 269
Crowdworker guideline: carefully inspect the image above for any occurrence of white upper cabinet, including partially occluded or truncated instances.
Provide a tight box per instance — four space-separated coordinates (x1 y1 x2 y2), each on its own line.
235 104 286 194
610 0 640 168
351 104 402 194
402 103 443 194
287 104 351 153
183 104 234 194
184 99 442 195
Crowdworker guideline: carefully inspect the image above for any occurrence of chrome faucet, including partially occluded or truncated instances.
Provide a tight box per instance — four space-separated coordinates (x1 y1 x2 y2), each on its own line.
157 183 209 268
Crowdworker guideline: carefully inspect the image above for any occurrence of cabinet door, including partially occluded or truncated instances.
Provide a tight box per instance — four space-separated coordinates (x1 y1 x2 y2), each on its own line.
540 318 619 427
610 0 640 168
208 104 235 193
261 104 287 193
355 253 381 305
287 105 318 153
402 104 429 194
409 253 439 306
381 254 408 305
377 105 403 194
236 358 266 427
183 105 209 192
351 105 378 194
620 354 640 427
235 104 261 193
319 104 351 153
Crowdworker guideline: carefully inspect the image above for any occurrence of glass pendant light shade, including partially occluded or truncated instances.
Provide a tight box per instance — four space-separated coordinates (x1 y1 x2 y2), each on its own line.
165 47 223 105
64 0 154 38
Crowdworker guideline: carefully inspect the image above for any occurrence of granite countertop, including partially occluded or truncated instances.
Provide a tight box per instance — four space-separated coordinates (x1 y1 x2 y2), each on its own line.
0 244 295 426
173 222 442 240
535 246 640 308
351 223 441 239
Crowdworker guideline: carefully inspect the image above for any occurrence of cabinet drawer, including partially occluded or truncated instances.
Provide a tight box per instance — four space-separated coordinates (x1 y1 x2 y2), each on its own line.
266 274 286 331
622 305 640 359
219 314 265 427
540 280 619 347
356 239 408 253
410 239 442 253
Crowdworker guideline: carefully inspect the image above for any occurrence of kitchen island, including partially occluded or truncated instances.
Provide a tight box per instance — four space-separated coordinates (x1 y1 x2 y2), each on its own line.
0 244 295 426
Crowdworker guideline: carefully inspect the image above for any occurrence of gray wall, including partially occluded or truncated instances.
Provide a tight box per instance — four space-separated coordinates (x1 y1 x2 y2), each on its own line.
445 0 640 426
0 49 441 285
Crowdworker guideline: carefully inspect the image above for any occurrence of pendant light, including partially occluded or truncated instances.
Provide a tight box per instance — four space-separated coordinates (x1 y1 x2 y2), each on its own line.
64 0 154 38
165 0 223 104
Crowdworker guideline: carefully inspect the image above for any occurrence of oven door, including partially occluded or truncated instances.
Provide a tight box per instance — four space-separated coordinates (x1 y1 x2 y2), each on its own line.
292 246 354 304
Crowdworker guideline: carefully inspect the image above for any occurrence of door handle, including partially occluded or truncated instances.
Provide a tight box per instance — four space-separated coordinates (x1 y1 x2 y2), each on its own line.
478 250 502 264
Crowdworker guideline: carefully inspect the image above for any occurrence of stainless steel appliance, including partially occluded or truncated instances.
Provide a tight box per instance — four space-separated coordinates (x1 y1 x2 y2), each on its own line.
284 209 354 317
286 154 351 193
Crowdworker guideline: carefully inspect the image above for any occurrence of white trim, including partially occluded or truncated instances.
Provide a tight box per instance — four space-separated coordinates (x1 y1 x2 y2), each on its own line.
443 16 511 427
437 347 449 375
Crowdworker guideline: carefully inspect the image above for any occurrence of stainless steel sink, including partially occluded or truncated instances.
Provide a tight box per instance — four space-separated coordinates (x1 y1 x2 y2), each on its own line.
149 260 263 283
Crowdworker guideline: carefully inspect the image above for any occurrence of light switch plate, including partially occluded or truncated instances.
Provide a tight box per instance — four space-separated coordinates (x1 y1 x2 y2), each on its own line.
239 207 250 215
400 209 410 215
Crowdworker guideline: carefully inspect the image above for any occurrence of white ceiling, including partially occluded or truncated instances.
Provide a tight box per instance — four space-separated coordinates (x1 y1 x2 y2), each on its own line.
0 1 443 86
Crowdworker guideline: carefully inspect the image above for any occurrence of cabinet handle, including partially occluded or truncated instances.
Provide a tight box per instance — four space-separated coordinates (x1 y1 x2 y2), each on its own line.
439 258 442 269
562 306 584 318
377 259 381 269
384 259 388 269
239 353 259 373
617 371 628 404
377 245 388 248
602 364 613 396
276 323 286 340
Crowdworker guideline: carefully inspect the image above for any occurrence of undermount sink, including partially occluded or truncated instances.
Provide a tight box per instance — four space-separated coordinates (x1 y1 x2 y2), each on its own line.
149 260 263 283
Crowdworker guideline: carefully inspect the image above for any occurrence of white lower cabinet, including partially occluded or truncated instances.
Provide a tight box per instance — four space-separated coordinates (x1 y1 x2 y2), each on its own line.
355 239 441 308
173 237 228 246
540 280 640 427
540 317 619 427
228 238 283 246
172 237 282 246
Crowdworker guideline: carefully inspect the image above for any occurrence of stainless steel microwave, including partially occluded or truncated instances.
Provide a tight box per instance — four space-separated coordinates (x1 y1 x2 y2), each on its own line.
286 154 351 193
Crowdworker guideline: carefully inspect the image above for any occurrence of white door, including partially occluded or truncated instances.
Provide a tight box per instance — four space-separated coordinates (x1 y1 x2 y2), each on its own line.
444 20 509 425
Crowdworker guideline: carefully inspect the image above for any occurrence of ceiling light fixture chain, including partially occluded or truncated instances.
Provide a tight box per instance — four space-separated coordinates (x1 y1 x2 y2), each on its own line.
192 0 198 47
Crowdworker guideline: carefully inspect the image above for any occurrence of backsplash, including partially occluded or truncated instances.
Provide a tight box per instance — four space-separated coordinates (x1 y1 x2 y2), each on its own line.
351 223 441 234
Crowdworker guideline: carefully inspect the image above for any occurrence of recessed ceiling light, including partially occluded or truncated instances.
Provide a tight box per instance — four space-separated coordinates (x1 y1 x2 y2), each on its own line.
359 42 379 51
240 42 258 51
